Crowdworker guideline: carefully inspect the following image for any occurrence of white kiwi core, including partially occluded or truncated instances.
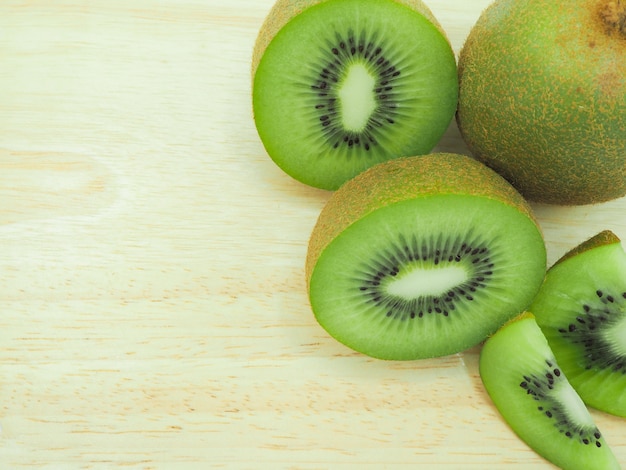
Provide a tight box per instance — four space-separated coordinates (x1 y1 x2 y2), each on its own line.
338 63 377 132
555 380 596 427
385 265 468 299
605 314 626 356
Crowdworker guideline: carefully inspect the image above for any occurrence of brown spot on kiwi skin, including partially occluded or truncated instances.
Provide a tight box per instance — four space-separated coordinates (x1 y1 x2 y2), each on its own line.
598 71 622 96
599 0 626 36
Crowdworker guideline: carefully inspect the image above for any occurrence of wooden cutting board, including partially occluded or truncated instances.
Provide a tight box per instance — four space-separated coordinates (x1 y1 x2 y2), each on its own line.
1 0 624 467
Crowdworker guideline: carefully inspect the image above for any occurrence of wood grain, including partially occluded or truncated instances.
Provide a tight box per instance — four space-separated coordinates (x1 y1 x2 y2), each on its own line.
1 0 624 468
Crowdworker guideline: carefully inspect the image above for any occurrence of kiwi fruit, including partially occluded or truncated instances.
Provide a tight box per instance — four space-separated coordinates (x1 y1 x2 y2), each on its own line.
530 230 626 418
252 0 458 190
457 0 626 205
480 313 620 470
305 153 547 360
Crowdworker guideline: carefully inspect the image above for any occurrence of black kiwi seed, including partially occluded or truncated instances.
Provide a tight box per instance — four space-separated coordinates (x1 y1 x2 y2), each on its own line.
355 234 494 320
308 29 402 153
518 368 603 447
558 292 626 373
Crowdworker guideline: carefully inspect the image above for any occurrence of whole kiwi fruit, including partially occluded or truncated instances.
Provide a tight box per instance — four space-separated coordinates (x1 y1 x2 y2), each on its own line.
457 0 626 205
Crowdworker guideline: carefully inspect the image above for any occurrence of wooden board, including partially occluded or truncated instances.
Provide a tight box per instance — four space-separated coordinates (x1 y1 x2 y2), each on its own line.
1 0 625 467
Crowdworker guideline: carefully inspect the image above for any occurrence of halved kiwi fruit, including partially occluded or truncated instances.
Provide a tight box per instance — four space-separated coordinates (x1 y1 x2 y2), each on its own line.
305 153 547 360
531 230 626 417
252 0 458 190
480 313 620 470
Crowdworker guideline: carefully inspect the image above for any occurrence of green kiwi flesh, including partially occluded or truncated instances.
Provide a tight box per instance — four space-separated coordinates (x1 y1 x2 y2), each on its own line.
480 314 620 470
457 0 626 205
306 153 547 360
531 231 626 417
253 0 458 190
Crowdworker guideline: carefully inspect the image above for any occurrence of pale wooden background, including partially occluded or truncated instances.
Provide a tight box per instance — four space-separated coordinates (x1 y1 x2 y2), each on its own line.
1 0 625 468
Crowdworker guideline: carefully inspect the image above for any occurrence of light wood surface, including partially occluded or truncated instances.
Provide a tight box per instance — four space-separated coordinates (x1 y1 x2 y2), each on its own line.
1 0 625 468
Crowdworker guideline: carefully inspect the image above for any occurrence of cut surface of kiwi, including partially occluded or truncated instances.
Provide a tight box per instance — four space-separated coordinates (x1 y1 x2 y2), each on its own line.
252 0 458 190
457 0 626 205
306 153 547 360
531 231 626 417
480 314 620 470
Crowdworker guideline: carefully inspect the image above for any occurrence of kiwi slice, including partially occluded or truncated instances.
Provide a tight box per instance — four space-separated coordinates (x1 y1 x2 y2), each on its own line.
530 231 626 417
305 153 547 360
480 313 620 470
252 0 458 190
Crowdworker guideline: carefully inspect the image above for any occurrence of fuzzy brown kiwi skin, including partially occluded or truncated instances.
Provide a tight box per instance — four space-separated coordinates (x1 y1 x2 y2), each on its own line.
553 230 621 266
305 153 542 288
251 0 451 81
457 0 626 205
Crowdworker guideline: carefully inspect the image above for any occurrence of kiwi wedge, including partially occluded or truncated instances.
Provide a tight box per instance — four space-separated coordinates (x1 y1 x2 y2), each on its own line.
305 153 547 360
252 0 458 190
480 313 620 470
457 0 626 205
531 231 626 418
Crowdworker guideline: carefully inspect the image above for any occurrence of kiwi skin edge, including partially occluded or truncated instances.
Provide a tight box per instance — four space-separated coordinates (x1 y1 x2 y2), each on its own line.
305 153 542 289
251 0 449 81
554 230 621 267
